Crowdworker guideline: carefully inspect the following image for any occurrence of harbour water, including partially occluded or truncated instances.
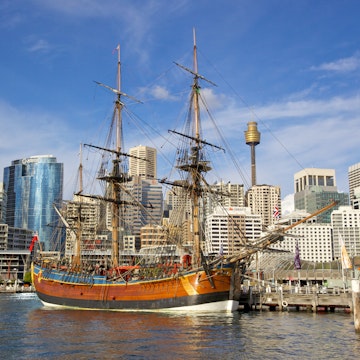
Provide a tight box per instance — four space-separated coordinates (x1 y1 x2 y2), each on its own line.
1 293 360 359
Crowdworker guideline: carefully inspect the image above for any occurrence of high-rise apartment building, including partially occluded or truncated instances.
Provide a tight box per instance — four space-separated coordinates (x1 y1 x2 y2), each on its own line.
204 206 262 255
64 194 102 260
3 155 63 251
331 206 360 260
123 176 163 249
294 168 348 223
348 162 360 205
205 181 245 217
0 222 33 280
246 185 281 227
162 180 192 247
140 224 166 248
126 146 161 249
129 145 157 179
294 168 336 193
0 224 33 251
271 210 333 262
0 182 6 224
164 180 191 227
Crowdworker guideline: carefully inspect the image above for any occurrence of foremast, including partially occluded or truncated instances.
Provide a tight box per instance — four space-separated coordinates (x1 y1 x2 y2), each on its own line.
90 44 142 268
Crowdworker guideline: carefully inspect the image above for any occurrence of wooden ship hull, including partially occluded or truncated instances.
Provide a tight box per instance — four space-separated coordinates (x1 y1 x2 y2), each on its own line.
32 263 238 312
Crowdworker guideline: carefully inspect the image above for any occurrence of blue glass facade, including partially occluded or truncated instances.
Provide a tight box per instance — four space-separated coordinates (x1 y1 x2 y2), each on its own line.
3 155 63 251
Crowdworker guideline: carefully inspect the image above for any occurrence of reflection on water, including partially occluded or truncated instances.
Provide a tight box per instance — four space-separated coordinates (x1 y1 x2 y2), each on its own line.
23 308 239 359
1 293 360 359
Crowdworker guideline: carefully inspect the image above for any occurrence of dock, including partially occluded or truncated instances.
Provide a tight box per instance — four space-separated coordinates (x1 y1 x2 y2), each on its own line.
238 285 353 312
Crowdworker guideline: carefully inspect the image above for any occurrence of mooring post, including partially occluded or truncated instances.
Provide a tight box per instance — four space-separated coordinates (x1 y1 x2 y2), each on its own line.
351 279 360 332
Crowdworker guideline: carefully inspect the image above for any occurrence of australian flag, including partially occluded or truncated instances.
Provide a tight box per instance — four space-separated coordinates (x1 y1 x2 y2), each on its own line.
294 240 301 270
273 205 280 220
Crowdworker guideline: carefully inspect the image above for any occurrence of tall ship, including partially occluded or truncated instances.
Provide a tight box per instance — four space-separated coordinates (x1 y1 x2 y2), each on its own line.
31 32 335 312
31 33 242 312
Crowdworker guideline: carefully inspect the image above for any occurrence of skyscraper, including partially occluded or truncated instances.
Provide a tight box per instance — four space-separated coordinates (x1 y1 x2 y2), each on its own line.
64 194 102 260
348 162 360 205
129 145 157 179
125 145 162 249
294 168 348 223
0 182 6 224
3 155 63 250
123 176 163 250
205 181 245 217
205 206 262 256
246 184 281 227
331 205 360 260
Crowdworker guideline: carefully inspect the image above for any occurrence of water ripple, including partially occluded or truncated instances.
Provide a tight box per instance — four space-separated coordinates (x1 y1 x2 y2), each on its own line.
0 294 359 359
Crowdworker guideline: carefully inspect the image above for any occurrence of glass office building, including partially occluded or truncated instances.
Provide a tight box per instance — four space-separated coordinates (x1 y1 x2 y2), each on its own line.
3 155 63 251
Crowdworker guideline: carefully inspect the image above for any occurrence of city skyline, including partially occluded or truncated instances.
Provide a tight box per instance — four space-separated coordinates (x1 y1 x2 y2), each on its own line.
1 1 360 214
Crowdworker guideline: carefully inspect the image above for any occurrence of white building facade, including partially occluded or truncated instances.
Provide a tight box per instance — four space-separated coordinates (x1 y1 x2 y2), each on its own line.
331 206 360 260
271 210 333 262
204 206 262 256
246 184 281 227
129 145 157 179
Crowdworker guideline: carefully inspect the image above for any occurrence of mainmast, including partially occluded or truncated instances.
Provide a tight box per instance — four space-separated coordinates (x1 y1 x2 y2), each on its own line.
78 143 83 194
191 30 202 267
112 43 122 268
115 44 122 156
174 29 218 268
193 29 200 139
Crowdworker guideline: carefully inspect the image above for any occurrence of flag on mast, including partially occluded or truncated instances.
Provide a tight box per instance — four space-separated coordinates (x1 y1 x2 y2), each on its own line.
339 232 352 270
294 240 301 270
29 233 38 252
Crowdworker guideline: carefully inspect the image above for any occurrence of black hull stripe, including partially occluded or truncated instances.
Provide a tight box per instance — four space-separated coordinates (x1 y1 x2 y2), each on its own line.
36 291 231 310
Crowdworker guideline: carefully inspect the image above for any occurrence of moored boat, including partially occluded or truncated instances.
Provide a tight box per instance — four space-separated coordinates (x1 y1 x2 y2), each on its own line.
32 31 239 312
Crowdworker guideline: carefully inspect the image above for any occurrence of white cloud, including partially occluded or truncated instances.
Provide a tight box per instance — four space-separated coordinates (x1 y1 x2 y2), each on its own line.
0 100 80 199
202 92 360 198
30 0 188 64
200 88 228 110
282 194 294 215
33 0 188 19
311 53 360 73
27 39 51 53
150 85 177 101
255 95 360 120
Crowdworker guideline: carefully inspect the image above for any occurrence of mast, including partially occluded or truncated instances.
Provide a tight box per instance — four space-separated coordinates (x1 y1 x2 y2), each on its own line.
73 144 84 267
193 29 200 139
79 143 83 194
112 43 122 268
90 45 142 268
175 29 216 268
192 29 202 267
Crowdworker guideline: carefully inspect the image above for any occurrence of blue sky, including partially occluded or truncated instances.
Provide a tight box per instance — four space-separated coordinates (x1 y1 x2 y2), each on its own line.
1 0 360 213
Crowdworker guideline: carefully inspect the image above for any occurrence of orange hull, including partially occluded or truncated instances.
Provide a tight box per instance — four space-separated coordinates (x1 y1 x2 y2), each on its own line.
32 263 238 311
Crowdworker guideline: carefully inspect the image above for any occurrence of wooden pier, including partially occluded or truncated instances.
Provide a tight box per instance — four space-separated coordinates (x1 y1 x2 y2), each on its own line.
238 286 353 312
